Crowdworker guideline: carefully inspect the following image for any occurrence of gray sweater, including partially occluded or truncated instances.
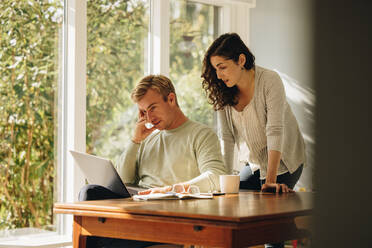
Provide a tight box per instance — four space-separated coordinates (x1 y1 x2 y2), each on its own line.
216 66 306 179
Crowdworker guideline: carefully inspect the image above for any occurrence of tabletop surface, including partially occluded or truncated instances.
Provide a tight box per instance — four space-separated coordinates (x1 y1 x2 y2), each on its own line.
54 191 313 223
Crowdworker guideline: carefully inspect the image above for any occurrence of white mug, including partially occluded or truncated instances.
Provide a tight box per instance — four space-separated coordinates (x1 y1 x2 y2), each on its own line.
219 175 240 193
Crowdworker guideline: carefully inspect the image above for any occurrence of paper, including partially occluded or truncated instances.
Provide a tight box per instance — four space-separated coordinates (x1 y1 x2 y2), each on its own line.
132 192 213 201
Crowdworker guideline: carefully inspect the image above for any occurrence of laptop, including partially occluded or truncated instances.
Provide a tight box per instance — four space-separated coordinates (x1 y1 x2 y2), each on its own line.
70 150 145 197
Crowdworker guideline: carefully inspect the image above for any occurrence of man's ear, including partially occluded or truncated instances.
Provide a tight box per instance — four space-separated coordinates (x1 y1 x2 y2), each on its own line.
238 54 246 67
168 92 176 105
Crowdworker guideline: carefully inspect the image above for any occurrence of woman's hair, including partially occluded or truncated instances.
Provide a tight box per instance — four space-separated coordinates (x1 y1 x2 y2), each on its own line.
131 74 178 105
201 33 255 110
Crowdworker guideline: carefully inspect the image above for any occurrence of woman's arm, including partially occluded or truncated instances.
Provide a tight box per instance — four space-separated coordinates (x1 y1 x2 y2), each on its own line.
261 150 292 192
265 150 281 184
216 109 235 174
262 71 292 192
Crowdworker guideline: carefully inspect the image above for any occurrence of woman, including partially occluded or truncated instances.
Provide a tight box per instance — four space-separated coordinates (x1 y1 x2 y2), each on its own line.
202 33 306 193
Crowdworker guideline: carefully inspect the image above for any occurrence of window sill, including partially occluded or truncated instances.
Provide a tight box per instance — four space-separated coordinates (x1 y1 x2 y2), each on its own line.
0 228 72 248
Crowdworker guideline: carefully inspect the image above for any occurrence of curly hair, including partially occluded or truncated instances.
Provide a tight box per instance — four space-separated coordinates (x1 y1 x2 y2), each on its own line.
201 33 255 110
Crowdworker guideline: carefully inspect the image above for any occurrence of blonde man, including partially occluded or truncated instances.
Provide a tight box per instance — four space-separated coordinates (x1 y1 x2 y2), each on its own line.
79 75 226 248
120 74 226 194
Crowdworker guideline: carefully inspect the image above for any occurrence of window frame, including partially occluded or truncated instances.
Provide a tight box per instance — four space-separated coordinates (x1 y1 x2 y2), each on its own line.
57 0 87 236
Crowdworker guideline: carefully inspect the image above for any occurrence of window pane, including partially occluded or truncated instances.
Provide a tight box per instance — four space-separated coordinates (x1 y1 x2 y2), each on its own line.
170 0 219 126
86 0 149 161
0 1 63 230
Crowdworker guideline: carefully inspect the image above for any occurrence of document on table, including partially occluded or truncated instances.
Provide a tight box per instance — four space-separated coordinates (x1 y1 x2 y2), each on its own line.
132 192 213 201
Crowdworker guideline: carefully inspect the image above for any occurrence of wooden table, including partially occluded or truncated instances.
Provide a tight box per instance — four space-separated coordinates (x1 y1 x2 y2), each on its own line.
54 192 312 248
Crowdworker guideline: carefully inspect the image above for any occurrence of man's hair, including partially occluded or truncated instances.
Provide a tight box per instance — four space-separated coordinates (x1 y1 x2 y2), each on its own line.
131 75 178 104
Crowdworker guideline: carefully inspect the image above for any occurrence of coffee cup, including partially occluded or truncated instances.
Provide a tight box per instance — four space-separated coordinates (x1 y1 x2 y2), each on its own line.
219 175 240 193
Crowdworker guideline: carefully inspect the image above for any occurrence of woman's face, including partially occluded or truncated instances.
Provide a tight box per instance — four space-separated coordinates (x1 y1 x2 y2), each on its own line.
210 55 244 88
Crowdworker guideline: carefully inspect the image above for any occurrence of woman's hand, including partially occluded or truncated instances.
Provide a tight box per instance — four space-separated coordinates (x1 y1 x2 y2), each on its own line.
261 183 293 193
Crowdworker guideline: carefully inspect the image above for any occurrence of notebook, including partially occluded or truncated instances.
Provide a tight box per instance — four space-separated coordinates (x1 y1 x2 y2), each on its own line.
70 150 145 197
132 192 213 201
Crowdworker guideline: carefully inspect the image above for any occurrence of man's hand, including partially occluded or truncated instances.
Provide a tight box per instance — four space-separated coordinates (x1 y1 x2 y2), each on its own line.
261 183 293 193
138 186 172 195
132 110 156 144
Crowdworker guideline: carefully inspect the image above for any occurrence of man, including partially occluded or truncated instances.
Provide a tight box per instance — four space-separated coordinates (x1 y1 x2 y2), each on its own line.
79 75 226 248
117 74 226 195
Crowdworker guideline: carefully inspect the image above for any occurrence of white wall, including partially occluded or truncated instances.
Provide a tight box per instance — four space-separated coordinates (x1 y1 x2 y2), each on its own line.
249 0 314 190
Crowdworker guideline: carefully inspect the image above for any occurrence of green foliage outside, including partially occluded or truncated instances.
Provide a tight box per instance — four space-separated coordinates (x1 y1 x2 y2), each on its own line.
169 0 218 127
0 0 217 230
0 0 62 229
86 0 149 161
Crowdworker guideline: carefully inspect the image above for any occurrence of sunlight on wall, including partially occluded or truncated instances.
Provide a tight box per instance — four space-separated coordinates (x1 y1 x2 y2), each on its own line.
275 69 315 191
276 70 315 106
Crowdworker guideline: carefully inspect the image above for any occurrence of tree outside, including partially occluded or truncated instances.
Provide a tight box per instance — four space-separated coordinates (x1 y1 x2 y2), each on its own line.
86 0 150 162
0 0 63 229
169 0 218 127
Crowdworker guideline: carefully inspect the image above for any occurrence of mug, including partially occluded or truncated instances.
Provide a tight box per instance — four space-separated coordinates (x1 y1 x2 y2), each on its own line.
219 175 240 193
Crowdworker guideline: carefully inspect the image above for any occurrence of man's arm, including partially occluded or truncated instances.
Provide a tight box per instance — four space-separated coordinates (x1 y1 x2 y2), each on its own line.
186 127 227 192
138 126 227 195
116 141 140 184
116 109 156 184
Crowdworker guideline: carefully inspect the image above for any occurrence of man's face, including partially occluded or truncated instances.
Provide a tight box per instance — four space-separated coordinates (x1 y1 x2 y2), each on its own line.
137 89 176 130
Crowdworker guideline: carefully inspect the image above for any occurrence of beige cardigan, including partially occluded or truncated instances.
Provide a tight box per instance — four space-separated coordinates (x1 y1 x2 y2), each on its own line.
216 66 306 178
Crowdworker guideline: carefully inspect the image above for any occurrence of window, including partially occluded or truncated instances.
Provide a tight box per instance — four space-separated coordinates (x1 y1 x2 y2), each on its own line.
86 0 150 162
0 0 63 231
169 0 219 126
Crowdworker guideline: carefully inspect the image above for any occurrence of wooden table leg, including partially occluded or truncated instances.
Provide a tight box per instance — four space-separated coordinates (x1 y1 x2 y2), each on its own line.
73 216 86 248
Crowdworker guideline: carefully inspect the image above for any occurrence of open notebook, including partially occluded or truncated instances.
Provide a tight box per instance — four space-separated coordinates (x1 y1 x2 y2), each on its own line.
133 192 213 201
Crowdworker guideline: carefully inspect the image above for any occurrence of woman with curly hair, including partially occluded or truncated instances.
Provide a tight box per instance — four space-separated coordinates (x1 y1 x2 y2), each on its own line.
202 33 306 196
